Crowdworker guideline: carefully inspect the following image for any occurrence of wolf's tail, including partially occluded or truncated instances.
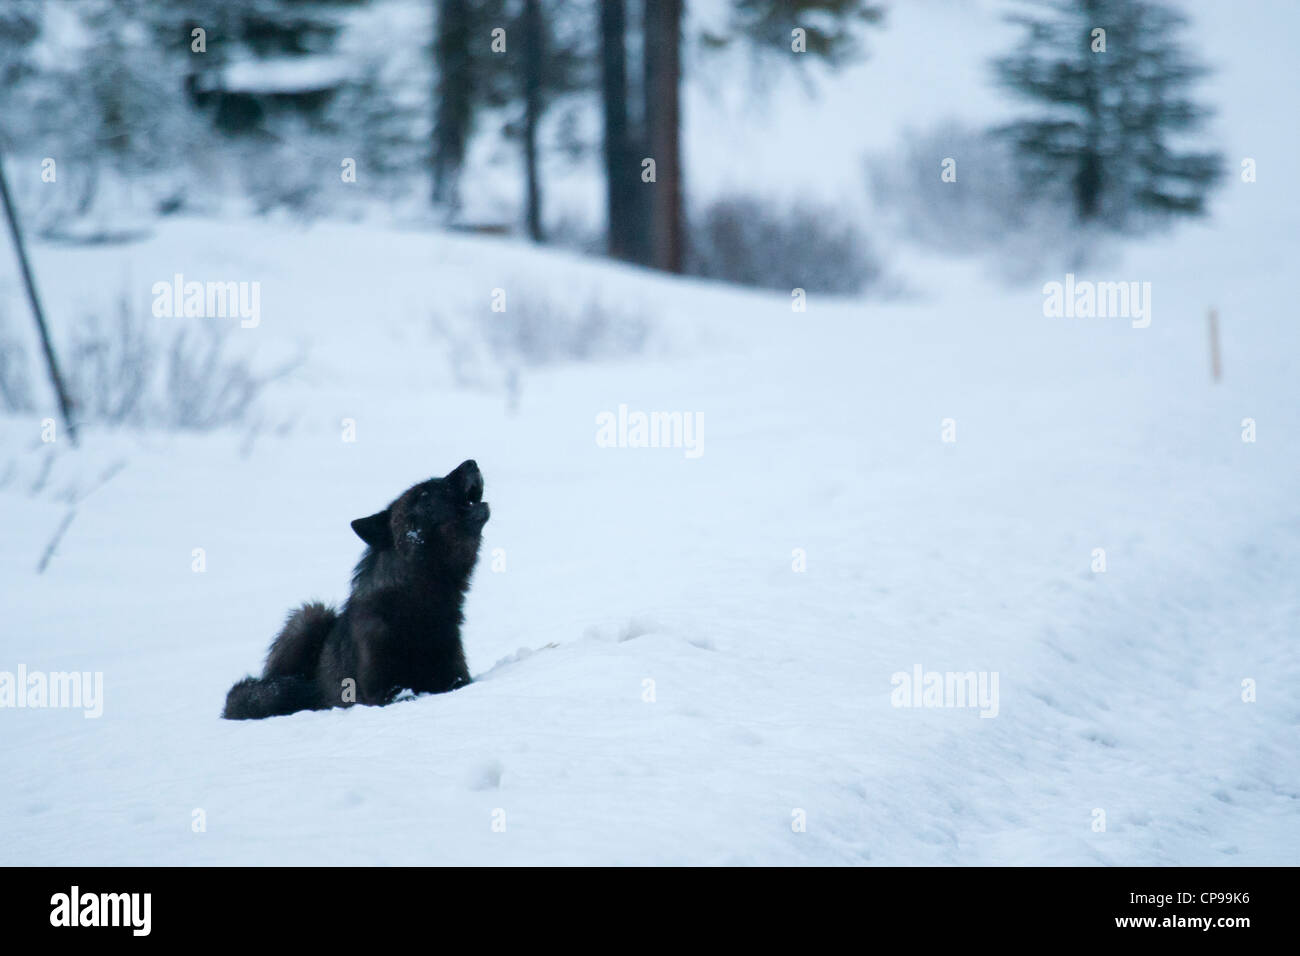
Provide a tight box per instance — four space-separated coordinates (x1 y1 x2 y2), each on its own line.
223 602 338 720
222 675 321 720
263 602 336 678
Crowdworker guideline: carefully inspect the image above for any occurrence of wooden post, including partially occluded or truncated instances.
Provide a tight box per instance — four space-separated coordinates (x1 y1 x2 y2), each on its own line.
0 153 78 444
1208 307 1222 383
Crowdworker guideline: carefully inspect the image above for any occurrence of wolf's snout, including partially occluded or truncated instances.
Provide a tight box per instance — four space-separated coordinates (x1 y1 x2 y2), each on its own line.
449 459 484 505
469 501 490 526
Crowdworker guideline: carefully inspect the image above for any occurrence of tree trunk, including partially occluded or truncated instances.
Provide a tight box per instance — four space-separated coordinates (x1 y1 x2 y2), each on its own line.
600 0 634 260
643 0 683 273
521 0 544 241
1077 0 1104 221
1074 150 1102 220
432 0 473 210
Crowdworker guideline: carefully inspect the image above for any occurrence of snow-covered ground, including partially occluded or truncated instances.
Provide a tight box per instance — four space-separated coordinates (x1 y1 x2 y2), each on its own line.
2 0 1298 865
2 207 1296 865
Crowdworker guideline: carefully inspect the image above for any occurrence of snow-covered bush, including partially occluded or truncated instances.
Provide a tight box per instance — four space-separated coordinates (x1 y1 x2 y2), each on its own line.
686 194 880 295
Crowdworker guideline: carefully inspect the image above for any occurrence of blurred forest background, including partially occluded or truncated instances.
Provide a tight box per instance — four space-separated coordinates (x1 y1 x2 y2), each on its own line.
0 0 1221 289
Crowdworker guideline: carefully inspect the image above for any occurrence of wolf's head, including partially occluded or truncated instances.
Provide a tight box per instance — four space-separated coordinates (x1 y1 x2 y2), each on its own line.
350 460 490 579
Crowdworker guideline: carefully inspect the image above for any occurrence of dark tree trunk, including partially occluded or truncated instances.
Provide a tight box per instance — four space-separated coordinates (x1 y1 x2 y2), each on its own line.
1074 150 1103 220
643 0 683 272
1077 15 1103 222
521 0 544 241
432 0 474 210
600 0 636 261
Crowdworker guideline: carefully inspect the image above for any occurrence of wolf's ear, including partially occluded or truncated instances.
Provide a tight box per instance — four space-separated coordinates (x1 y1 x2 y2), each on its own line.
350 510 393 549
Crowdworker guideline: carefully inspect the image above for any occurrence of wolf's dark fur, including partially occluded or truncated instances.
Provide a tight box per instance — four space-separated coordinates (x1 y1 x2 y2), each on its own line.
222 460 489 720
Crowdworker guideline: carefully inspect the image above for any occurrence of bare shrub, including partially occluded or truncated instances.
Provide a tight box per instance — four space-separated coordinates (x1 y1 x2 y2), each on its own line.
481 286 651 366
687 195 880 295
163 326 279 430
63 297 154 423
429 283 652 397
1 296 297 430
0 310 35 412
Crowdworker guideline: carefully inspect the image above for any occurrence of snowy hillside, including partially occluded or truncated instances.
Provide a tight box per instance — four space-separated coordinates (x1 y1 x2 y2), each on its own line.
2 0 1298 866
2 204 1297 865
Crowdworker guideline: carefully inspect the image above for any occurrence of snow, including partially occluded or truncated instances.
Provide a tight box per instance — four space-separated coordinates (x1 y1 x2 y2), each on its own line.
1 0 1298 866
212 57 356 95
2 206 1296 865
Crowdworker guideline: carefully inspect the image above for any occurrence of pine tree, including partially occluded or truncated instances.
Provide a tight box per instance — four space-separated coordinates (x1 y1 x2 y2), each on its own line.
714 0 884 62
994 0 1222 229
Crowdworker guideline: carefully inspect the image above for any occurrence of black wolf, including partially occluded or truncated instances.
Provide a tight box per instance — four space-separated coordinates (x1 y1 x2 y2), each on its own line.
222 460 490 720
